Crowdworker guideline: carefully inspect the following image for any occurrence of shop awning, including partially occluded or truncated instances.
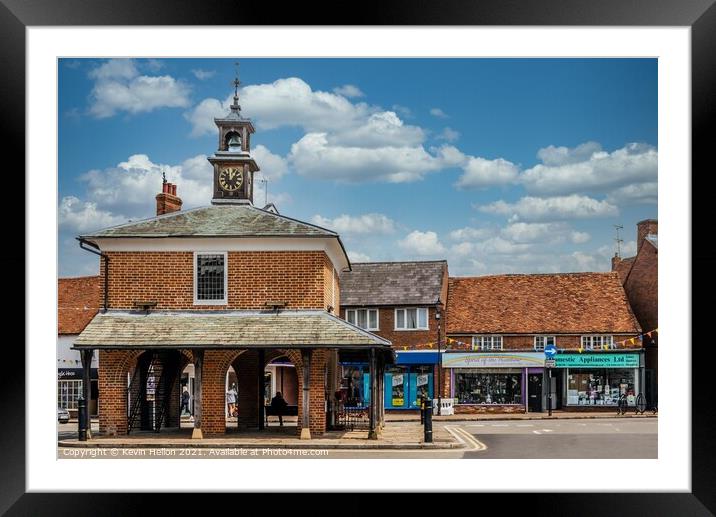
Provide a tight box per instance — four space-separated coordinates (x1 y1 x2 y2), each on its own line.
395 351 440 365
72 310 393 352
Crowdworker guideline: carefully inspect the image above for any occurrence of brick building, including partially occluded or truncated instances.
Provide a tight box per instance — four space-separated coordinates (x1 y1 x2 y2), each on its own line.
612 219 658 406
446 273 642 413
339 261 448 411
58 276 101 417
72 75 392 440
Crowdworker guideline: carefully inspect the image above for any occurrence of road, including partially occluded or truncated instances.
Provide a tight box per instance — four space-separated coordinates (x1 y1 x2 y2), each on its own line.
58 418 657 459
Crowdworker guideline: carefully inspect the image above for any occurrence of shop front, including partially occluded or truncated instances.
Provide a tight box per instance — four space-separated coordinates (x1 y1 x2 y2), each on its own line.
554 353 643 407
339 351 438 410
57 367 99 417
442 352 545 413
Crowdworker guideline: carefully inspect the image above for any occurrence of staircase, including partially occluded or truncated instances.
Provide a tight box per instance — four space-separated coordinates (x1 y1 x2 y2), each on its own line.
127 351 180 434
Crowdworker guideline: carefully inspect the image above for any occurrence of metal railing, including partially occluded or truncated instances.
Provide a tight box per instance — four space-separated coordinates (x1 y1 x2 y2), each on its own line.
332 401 371 431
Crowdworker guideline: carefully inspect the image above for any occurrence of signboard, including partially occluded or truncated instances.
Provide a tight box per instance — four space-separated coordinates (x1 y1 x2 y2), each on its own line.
554 354 640 369
57 368 98 380
441 352 545 368
545 359 556 368
544 344 557 358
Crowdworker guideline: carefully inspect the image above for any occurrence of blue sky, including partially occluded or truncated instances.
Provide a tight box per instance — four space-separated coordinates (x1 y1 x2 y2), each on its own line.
58 58 657 277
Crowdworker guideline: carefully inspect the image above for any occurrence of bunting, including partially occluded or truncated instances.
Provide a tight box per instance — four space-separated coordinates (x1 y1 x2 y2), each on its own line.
397 328 658 352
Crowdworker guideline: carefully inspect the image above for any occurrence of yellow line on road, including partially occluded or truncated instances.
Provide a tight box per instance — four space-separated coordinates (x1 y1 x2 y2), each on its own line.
445 425 487 452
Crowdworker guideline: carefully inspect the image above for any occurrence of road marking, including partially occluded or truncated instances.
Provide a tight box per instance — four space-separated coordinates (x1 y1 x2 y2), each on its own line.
467 424 485 427
533 430 542 434
542 429 554 433
491 424 509 427
516 424 533 427
445 426 487 451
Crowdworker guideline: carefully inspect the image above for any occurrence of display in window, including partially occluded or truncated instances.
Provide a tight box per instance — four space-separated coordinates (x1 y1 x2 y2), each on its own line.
391 374 405 406
567 369 636 406
454 372 522 405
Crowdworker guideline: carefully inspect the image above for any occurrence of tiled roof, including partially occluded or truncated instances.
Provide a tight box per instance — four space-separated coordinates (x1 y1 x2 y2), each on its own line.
447 272 641 334
73 310 392 349
613 256 635 283
80 205 337 239
58 276 101 335
340 261 447 306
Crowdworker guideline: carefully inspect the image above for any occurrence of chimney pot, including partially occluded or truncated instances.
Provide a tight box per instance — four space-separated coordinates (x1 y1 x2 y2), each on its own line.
171 184 177 196
156 182 182 216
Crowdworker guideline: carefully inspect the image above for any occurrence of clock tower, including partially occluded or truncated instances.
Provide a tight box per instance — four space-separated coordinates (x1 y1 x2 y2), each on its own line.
209 69 259 205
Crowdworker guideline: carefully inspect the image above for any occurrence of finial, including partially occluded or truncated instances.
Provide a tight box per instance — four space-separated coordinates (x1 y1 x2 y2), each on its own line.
162 169 167 184
230 61 241 113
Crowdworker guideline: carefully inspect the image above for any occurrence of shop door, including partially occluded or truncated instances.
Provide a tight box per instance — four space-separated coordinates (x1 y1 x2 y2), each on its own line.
408 371 433 409
528 374 543 412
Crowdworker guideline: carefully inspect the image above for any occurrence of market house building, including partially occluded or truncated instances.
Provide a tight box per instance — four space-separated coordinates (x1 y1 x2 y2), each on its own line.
58 276 101 418
339 261 448 412
445 273 643 413
72 77 392 440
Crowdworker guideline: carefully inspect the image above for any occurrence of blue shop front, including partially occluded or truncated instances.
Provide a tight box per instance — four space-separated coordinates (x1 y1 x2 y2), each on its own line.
339 350 439 410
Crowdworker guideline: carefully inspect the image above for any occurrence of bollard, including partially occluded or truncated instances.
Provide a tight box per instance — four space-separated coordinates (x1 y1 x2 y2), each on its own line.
420 396 425 424
423 398 433 443
78 395 87 442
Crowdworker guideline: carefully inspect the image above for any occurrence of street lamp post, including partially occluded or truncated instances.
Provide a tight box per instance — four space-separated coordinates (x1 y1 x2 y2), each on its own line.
435 304 442 416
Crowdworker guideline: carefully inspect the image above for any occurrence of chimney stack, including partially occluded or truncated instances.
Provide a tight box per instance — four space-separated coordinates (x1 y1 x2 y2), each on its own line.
636 219 657 251
156 181 183 216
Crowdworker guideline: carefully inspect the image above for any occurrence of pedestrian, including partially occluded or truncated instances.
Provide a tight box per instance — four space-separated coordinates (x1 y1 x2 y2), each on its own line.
180 386 190 416
270 391 288 426
227 383 237 417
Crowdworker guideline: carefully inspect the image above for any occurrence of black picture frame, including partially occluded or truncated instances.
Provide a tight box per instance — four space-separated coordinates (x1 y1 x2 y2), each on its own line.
5 0 712 514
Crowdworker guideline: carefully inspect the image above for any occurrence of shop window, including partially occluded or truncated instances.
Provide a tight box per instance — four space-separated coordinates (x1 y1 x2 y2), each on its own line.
566 368 636 406
57 380 83 409
472 335 503 351
340 364 369 407
395 308 429 330
346 308 379 330
454 371 521 404
581 335 614 351
194 252 227 304
534 335 555 351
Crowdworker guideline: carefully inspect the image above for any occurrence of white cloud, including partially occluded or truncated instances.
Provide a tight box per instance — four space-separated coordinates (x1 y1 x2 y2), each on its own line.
430 108 448 118
348 251 372 262
328 111 425 148
479 195 618 222
192 69 216 80
311 213 396 235
185 97 226 137
79 153 213 217
252 145 289 181
448 226 493 241
392 104 412 118
606 182 658 205
333 84 365 98
437 127 460 142
88 59 191 118
88 59 138 81
571 231 591 244
288 133 458 183
522 142 657 196
501 222 562 243
456 156 520 189
58 196 128 233
397 230 446 256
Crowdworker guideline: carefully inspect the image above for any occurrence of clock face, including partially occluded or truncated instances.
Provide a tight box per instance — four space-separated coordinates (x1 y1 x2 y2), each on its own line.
218 167 243 192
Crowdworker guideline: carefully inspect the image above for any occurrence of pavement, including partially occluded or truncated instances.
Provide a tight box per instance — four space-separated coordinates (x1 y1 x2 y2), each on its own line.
58 421 461 450
385 410 658 422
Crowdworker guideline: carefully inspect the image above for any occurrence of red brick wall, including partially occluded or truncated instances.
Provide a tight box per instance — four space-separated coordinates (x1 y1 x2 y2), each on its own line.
343 306 443 350
623 244 658 341
100 250 335 310
446 334 642 351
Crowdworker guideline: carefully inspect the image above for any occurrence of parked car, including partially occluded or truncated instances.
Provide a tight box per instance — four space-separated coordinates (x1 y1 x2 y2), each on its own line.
57 407 70 424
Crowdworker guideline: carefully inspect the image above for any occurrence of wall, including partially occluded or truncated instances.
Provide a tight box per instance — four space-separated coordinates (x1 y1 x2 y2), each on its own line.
100 250 335 311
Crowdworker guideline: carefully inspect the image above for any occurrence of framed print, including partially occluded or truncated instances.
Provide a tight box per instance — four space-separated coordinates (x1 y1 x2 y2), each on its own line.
5 0 713 514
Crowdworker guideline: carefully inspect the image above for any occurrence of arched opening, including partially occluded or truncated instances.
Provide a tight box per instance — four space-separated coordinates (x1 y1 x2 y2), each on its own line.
224 130 242 152
264 355 299 427
126 349 183 433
